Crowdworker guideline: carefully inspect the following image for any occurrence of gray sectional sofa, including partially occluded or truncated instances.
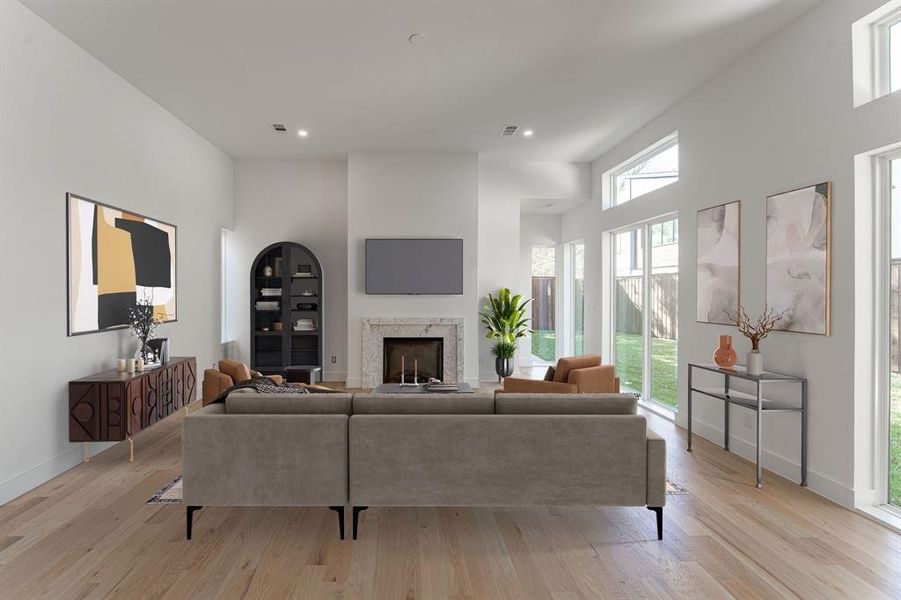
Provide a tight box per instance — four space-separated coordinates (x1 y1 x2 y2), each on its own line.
182 390 666 541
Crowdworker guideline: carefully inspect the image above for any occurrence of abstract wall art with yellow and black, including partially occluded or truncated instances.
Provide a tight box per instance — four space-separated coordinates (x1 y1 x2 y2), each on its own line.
67 193 177 336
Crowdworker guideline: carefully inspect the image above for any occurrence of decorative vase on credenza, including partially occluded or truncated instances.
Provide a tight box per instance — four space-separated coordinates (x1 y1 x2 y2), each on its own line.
746 350 764 375
732 305 785 377
713 334 737 369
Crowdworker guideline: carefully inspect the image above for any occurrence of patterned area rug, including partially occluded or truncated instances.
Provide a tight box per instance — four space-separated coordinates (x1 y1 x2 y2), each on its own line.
147 476 182 504
147 476 688 505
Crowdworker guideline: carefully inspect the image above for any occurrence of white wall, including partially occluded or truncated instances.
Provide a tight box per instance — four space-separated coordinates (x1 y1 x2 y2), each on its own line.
231 160 348 381
478 161 590 379
346 152 480 387
563 0 901 507
0 2 234 503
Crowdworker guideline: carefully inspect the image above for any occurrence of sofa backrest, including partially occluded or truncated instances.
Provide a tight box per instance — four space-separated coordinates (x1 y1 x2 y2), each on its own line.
225 391 352 414
495 393 637 415
553 354 601 383
349 414 649 507
352 393 494 414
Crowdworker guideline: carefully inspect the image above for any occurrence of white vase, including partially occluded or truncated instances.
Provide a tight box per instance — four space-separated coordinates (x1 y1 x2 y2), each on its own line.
746 351 763 375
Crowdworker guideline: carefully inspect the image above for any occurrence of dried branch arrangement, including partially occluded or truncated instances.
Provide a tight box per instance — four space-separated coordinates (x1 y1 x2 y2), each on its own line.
731 305 786 351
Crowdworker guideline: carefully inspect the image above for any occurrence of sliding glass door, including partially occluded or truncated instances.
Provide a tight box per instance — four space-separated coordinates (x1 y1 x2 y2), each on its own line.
614 228 644 394
649 219 679 408
612 217 679 409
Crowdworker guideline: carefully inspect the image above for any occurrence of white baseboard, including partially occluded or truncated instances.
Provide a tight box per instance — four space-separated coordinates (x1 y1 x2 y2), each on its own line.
689 418 853 507
0 441 113 505
322 369 347 382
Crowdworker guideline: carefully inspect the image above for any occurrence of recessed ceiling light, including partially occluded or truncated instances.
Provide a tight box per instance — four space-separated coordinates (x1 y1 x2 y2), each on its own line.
408 33 424 44
297 129 309 137
523 129 534 137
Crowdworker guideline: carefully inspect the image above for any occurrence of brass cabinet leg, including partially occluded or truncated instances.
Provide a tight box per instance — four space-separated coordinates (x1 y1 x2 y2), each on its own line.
82 443 90 463
128 436 135 463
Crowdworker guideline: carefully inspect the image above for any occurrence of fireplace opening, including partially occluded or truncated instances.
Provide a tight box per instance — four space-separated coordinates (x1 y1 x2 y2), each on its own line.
383 337 444 384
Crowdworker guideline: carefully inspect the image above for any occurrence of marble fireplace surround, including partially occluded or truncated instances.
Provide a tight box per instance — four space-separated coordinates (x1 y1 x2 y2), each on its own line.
361 318 464 389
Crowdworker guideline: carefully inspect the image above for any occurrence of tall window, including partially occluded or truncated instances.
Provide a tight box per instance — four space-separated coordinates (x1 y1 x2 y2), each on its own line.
612 216 679 409
605 132 679 208
565 241 585 356
531 246 557 364
888 154 901 507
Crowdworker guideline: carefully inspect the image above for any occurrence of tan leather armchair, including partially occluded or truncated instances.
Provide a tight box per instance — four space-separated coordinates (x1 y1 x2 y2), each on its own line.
201 359 284 406
499 354 620 394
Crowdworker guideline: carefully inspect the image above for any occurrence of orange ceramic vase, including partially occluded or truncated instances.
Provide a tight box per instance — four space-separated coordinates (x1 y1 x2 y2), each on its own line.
713 334 738 369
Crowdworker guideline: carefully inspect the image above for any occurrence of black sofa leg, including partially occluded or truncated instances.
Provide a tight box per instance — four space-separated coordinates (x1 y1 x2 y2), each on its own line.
352 506 368 540
186 505 203 540
329 506 345 540
647 506 663 540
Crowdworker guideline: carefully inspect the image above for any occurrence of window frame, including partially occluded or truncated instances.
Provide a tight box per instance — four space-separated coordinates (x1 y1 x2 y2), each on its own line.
606 212 680 417
877 148 901 512
603 131 679 210
874 7 901 97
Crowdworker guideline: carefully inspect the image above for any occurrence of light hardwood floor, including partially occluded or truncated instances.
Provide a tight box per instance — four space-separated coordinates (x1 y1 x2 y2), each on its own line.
1 393 899 599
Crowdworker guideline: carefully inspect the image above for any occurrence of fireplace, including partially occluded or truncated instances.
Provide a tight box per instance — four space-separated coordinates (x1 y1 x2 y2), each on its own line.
383 337 444 384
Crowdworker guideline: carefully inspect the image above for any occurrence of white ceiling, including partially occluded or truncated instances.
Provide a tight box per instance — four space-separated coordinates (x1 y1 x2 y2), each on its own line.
23 0 816 162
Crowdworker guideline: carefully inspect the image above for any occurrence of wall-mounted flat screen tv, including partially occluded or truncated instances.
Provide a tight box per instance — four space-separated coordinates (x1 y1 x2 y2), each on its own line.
365 238 463 295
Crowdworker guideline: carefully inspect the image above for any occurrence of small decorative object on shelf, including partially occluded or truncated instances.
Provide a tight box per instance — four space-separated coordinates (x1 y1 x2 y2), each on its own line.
480 288 532 382
263 265 273 277
713 334 737 369
731 305 786 375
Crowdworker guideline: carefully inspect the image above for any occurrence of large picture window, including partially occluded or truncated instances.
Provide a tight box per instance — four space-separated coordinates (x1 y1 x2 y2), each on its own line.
530 246 557 365
564 241 585 356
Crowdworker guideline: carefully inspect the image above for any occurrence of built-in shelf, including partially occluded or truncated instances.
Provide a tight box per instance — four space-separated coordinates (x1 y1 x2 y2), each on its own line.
250 241 323 376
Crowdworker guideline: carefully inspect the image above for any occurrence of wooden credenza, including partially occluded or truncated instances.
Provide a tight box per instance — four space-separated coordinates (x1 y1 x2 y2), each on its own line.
69 357 197 458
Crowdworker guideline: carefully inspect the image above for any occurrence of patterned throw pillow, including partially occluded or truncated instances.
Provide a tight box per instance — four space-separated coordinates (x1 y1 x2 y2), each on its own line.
254 383 310 394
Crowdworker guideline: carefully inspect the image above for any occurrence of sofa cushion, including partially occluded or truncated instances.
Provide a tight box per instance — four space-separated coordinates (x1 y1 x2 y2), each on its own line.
553 354 601 383
225 393 352 415
218 359 251 384
352 393 495 414
494 393 637 415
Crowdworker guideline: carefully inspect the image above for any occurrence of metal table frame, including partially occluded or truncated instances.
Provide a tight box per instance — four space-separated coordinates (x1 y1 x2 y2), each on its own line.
687 363 807 488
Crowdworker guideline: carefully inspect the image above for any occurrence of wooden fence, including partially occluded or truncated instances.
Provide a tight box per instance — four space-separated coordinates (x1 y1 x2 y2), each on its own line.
531 277 555 331
615 273 678 340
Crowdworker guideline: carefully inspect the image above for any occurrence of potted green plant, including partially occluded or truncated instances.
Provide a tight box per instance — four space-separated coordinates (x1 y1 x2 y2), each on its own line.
480 288 532 381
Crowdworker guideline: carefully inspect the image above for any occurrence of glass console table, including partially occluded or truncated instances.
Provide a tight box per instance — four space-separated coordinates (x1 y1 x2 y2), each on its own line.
687 363 807 488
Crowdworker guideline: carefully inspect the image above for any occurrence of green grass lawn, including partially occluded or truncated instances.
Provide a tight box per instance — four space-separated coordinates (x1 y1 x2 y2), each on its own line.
614 332 678 409
890 374 901 506
532 329 556 362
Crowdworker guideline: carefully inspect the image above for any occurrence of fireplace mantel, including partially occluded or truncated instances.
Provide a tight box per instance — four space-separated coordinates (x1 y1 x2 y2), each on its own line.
361 318 463 389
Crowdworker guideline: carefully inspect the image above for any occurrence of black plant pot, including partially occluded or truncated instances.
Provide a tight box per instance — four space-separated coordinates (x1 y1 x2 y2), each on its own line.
495 357 514 381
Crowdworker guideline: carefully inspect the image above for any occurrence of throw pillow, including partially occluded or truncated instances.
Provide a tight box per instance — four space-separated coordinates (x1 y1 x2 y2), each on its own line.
543 366 556 381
